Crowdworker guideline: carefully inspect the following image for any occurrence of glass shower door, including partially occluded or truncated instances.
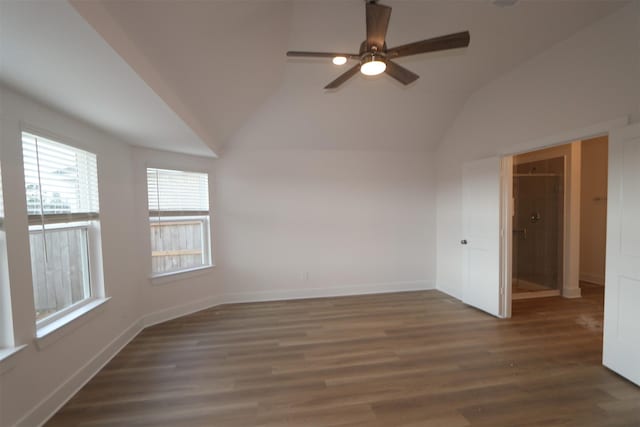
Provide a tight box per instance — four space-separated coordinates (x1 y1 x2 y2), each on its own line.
512 157 564 297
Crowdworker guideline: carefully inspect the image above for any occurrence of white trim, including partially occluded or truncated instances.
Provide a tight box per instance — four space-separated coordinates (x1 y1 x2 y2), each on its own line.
500 156 513 318
20 122 97 156
512 289 561 300
35 298 110 350
142 293 224 328
562 286 583 299
28 221 91 232
580 273 605 286
565 142 582 298
145 161 214 176
500 116 629 157
36 296 94 330
0 344 27 375
150 264 215 286
223 280 433 304
17 318 143 427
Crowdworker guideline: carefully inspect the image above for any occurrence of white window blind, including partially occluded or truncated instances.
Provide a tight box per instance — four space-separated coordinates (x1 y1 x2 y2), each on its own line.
147 168 209 216
22 132 99 225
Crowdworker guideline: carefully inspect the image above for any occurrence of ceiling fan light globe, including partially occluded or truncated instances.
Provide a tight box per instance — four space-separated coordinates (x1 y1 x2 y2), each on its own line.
332 56 348 65
360 59 386 76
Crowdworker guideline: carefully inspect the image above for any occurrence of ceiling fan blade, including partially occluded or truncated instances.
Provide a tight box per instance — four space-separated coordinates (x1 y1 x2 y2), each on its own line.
385 60 419 85
287 51 358 59
325 64 361 89
366 2 391 50
387 31 470 59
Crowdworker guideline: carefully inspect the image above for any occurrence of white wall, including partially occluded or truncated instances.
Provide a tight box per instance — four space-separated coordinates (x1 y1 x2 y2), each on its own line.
217 147 436 302
435 2 640 299
0 86 222 427
580 136 608 285
211 29 440 298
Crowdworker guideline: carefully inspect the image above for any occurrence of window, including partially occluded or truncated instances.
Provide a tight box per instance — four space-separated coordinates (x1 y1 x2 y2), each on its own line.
0 162 4 227
147 168 211 277
0 159 14 349
22 132 101 326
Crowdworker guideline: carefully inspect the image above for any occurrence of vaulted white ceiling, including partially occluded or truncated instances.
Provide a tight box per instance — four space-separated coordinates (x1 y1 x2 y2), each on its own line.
71 0 292 155
234 0 627 151
2 1 628 154
0 1 213 157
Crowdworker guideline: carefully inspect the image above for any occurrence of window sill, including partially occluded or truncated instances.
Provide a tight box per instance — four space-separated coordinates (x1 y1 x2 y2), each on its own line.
0 344 28 375
35 297 111 350
150 265 214 286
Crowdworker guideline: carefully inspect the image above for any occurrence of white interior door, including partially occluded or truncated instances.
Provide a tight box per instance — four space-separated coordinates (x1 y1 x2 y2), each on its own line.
462 157 502 317
603 123 640 386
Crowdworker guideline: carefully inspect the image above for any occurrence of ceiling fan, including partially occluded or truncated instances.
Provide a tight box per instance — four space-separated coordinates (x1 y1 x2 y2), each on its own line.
286 1 470 89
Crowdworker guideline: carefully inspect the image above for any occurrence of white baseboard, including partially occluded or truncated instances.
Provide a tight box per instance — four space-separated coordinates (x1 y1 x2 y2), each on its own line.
434 283 462 301
562 286 583 298
223 280 434 304
580 273 604 286
142 294 224 328
17 319 143 427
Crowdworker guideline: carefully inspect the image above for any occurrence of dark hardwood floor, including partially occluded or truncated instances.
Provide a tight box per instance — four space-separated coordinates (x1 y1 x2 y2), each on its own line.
47 284 640 426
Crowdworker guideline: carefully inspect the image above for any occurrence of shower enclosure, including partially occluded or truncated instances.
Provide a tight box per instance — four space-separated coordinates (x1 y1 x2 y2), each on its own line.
512 157 564 298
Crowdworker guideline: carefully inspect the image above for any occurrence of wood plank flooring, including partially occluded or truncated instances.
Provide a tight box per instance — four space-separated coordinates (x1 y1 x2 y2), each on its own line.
47 284 640 426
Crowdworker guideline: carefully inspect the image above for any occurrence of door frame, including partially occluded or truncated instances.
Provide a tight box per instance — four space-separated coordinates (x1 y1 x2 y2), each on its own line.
499 157 513 318
499 116 628 318
509 144 574 298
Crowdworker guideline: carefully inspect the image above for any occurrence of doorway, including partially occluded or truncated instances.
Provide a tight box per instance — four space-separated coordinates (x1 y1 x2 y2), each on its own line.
481 118 640 385
512 155 565 299
507 136 609 307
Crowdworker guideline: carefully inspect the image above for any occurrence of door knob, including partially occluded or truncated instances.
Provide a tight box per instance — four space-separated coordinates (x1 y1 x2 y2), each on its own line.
461 239 468 245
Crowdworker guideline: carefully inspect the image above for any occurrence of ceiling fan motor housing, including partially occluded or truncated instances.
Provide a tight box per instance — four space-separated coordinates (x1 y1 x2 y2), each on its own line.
361 52 385 65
